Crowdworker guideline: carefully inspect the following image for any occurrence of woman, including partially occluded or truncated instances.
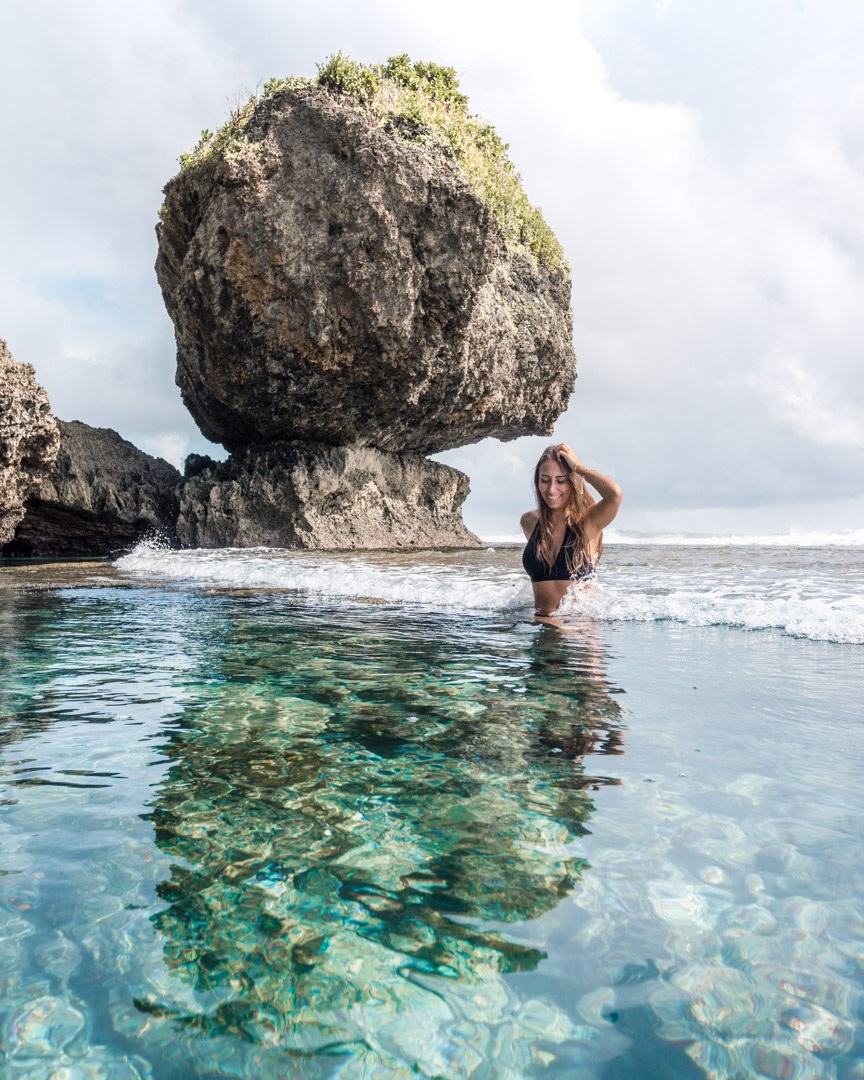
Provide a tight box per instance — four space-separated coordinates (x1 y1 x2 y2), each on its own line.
521 443 622 617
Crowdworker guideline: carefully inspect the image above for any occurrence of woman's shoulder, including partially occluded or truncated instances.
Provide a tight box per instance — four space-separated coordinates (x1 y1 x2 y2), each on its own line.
520 509 539 538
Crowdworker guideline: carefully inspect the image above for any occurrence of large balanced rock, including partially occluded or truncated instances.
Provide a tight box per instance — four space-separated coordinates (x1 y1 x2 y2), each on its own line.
156 57 575 455
177 443 479 549
3 420 181 557
0 338 60 546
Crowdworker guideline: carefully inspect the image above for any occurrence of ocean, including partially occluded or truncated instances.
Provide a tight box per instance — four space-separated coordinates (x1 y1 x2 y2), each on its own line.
119 529 864 644
1 536 862 1078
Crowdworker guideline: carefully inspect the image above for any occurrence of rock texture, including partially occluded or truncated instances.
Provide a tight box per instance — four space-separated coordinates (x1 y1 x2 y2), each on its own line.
3 420 181 557
0 338 60 546
156 83 575 455
176 443 480 549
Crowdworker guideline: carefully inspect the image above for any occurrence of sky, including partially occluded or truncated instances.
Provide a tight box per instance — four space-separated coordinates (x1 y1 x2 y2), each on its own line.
1 0 863 538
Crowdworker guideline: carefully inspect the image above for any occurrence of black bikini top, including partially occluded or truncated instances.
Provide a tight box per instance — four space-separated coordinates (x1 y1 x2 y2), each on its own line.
522 523 593 583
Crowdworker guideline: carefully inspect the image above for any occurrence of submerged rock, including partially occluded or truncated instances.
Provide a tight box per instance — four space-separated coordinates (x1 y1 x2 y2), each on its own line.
176 442 480 549
156 63 575 455
0 338 60 546
4 420 181 557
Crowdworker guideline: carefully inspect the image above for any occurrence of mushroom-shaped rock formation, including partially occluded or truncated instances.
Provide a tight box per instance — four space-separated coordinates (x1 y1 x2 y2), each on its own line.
0 338 60 547
4 421 181 557
156 55 575 456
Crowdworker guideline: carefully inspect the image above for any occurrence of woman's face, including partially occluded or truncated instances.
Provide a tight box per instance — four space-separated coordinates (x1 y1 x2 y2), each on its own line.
538 462 570 510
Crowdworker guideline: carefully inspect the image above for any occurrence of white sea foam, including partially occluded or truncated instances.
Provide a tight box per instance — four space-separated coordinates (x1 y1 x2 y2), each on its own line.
117 544 534 613
117 542 864 644
601 528 864 548
558 582 864 645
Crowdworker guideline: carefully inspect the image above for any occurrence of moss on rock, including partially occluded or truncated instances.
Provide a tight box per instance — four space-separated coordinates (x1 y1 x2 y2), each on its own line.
172 52 566 274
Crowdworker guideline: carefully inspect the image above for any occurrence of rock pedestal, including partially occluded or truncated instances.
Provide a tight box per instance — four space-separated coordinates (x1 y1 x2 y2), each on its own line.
152 61 577 550
176 443 479 549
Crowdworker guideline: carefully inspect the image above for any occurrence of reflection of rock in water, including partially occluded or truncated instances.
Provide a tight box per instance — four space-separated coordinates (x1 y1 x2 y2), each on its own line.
139 610 625 1049
0 591 71 752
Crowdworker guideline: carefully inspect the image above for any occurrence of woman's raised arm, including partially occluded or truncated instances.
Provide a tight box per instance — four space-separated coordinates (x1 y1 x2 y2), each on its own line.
557 444 622 532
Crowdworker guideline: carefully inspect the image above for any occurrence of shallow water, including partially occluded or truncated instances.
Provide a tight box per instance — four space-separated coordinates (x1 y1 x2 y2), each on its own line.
1 554 863 1078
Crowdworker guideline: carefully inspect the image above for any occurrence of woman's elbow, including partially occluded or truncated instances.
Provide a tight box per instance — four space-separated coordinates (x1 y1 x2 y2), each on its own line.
603 486 623 523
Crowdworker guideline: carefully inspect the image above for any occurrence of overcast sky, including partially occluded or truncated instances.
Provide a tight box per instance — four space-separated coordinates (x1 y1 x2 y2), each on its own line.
2 0 862 537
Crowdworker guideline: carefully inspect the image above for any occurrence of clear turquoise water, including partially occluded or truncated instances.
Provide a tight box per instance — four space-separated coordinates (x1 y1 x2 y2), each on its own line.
1 567 863 1078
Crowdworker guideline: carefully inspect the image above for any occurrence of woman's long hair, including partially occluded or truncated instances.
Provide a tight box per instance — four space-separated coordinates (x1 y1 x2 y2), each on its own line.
532 446 602 575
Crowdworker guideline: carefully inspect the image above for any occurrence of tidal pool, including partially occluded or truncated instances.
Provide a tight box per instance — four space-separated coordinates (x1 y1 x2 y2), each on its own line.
0 578 862 1078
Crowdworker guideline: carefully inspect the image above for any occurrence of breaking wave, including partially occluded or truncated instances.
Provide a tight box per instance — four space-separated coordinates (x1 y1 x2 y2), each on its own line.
601 528 864 548
558 581 864 645
117 541 864 644
116 544 533 613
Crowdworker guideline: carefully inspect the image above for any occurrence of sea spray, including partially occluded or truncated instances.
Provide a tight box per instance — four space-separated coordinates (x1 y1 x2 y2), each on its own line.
117 544 534 613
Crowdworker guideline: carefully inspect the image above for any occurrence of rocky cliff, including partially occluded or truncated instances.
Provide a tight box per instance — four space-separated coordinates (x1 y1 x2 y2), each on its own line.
4 420 181 557
156 57 575 457
0 338 60 546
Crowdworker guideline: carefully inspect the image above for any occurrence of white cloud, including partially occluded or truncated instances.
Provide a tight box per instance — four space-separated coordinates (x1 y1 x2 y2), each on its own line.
0 0 248 455
442 0 864 526
138 433 190 471
749 348 864 450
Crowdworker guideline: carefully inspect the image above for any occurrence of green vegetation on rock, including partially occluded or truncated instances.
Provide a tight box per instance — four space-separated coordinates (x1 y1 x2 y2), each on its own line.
173 53 566 273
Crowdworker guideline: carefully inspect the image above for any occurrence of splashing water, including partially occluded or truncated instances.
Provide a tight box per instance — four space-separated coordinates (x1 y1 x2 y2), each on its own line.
115 540 864 644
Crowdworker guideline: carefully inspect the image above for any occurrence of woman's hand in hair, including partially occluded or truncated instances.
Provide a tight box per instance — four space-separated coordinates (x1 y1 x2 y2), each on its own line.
556 443 582 470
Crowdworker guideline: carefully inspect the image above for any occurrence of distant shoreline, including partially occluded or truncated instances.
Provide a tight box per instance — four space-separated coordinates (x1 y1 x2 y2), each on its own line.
483 529 864 548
